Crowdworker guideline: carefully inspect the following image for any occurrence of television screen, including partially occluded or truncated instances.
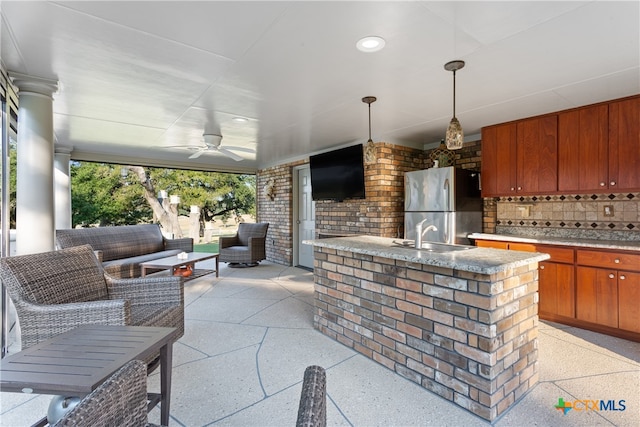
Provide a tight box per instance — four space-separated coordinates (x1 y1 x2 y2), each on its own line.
309 144 366 202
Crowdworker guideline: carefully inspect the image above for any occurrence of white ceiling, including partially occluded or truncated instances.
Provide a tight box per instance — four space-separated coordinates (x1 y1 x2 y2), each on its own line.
2 1 638 173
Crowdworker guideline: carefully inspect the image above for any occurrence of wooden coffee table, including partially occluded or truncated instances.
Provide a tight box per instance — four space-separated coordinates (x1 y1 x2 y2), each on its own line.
0 325 175 427
140 251 219 278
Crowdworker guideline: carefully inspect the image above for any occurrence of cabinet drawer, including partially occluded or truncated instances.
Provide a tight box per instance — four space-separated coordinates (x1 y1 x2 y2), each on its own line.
509 243 574 264
536 245 574 264
576 250 640 272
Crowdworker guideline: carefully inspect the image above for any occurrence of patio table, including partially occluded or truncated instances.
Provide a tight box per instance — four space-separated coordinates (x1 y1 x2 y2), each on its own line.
140 251 219 278
0 325 175 427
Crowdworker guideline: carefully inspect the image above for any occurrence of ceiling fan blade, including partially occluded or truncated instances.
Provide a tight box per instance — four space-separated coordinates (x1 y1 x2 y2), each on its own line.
217 147 244 161
224 146 256 154
188 149 207 159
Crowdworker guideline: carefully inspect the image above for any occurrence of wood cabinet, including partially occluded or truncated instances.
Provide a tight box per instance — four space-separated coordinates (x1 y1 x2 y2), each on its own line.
609 96 640 191
481 116 557 197
576 249 640 333
558 96 640 192
480 123 517 197
483 94 639 196
474 238 640 341
618 271 640 333
558 104 609 192
516 116 558 194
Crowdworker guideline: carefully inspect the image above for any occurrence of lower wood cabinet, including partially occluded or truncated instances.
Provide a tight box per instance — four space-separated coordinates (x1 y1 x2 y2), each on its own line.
618 271 640 333
474 239 640 341
576 266 618 328
540 261 575 318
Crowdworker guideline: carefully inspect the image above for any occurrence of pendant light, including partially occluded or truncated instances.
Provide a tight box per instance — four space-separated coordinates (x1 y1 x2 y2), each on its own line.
444 60 465 150
362 96 377 164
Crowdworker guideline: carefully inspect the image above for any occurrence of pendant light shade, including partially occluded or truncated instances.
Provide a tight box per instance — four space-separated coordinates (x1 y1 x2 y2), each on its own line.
362 96 377 164
444 60 465 150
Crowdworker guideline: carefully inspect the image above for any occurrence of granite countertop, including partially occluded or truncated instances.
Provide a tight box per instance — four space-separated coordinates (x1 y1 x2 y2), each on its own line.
303 235 549 275
468 233 640 252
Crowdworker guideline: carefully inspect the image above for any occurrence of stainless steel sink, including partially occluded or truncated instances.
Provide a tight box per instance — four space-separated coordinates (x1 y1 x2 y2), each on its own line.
391 240 474 253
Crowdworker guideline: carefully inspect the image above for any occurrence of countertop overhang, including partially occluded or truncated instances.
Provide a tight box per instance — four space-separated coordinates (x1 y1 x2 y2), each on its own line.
468 233 640 252
303 235 549 275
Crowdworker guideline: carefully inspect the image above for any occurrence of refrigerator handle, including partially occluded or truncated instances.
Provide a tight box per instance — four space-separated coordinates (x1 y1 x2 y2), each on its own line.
444 178 450 211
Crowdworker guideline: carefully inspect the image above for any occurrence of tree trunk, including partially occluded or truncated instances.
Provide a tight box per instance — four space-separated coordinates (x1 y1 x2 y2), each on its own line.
126 166 183 237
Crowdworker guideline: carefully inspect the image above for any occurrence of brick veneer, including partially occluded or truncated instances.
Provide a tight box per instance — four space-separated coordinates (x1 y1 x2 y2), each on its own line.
314 143 425 238
312 246 539 421
256 139 488 265
256 160 305 265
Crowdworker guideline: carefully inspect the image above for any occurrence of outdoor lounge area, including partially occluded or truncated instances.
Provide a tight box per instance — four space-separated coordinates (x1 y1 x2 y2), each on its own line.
1 259 638 426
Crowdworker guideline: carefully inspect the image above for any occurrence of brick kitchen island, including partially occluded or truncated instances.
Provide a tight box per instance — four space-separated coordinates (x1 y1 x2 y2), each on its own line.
304 235 549 422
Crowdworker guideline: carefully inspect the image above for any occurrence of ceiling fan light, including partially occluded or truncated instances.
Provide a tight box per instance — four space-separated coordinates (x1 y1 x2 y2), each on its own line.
445 117 464 150
203 133 222 146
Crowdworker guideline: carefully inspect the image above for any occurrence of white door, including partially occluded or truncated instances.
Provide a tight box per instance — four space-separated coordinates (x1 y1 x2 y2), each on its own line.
296 165 315 269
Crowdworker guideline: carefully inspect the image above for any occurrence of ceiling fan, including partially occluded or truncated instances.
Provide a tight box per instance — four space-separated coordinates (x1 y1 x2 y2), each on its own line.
178 134 256 161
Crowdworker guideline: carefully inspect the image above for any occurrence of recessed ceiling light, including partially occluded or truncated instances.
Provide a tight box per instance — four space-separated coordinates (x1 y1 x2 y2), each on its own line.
232 117 248 122
356 36 386 53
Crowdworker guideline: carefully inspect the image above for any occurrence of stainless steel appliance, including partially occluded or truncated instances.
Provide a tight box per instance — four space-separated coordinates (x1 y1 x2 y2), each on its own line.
404 166 482 245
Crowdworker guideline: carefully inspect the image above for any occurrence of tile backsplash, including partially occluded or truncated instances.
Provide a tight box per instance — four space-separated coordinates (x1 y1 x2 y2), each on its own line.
495 193 640 241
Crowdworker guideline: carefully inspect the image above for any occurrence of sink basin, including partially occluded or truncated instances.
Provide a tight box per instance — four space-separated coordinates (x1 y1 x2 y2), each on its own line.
418 242 474 252
391 240 474 253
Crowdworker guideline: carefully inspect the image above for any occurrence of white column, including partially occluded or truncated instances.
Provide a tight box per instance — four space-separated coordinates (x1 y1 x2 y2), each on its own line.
10 73 58 255
54 146 73 230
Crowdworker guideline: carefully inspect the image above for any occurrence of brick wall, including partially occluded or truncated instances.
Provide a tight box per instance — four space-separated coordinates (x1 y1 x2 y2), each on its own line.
256 160 305 265
313 246 539 421
315 143 425 239
257 139 489 265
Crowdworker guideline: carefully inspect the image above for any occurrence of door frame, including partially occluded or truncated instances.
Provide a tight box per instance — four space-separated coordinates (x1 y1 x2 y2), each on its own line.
292 164 314 268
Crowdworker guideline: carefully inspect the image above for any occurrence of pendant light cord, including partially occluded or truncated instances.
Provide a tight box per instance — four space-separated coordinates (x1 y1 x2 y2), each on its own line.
368 103 373 142
452 69 456 119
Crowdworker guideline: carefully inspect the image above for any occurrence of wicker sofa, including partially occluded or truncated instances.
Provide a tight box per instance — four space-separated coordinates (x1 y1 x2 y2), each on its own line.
56 224 193 278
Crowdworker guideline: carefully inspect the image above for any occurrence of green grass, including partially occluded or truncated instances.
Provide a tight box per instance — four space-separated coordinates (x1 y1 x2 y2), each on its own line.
193 242 219 253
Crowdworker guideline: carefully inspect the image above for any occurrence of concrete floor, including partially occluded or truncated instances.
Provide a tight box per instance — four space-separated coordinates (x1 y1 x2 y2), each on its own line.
1 260 638 426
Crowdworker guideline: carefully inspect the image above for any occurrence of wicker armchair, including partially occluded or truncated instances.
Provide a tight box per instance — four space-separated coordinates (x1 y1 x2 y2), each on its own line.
51 360 162 427
219 222 269 266
0 244 184 352
296 365 327 427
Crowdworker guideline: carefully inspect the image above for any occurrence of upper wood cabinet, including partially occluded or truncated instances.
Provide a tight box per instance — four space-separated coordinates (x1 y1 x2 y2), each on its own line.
483 94 639 197
480 123 517 197
558 96 640 193
558 104 609 192
609 96 640 191
516 115 558 194
481 116 557 197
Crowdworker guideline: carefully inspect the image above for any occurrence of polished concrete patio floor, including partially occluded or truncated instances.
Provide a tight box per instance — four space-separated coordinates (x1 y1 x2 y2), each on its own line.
1 260 639 426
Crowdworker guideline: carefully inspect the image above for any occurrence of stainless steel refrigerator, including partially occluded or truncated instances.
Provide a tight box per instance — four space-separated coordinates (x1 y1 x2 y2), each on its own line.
404 166 482 245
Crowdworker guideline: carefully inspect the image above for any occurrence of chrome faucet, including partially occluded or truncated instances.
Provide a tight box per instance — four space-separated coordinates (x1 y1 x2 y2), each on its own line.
415 219 438 249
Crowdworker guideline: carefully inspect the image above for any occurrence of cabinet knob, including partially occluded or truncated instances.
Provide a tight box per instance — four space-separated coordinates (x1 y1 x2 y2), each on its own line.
517 186 522 191
510 187 515 191
614 259 620 264
610 181 616 186
620 275 626 280
540 265 545 270
608 273 615 279
599 182 606 187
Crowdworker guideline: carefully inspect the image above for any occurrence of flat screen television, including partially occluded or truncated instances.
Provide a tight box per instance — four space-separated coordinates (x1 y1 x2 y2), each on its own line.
309 144 366 202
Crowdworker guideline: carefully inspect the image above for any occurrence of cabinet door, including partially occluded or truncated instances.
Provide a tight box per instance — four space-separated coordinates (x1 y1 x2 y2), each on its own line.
618 271 640 333
558 105 608 192
516 115 558 194
539 261 575 318
576 266 618 328
609 96 640 191
481 123 517 197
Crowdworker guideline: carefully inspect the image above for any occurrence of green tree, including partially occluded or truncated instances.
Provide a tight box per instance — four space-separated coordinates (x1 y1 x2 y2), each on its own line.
71 162 256 236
